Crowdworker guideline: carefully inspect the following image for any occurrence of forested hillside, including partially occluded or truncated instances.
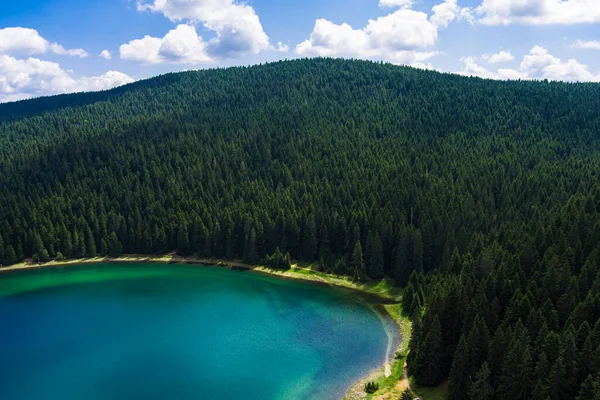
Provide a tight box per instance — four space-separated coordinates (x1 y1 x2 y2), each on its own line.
2 58 600 398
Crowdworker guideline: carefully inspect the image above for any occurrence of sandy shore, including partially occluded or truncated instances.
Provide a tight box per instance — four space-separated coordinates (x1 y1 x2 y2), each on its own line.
0 254 407 399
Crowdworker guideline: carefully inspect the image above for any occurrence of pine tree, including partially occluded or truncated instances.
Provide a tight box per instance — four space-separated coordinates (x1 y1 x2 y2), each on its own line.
548 356 568 400
467 316 489 377
177 223 190 255
469 362 493 400
106 232 123 258
243 228 258 264
395 235 410 286
351 240 366 281
33 232 46 260
447 335 470 400
497 336 532 400
365 230 384 278
414 315 444 386
576 375 597 400
302 215 317 261
562 332 580 398
86 225 96 257
317 224 330 262
403 282 416 315
4 245 17 265
64 231 73 258
531 352 549 400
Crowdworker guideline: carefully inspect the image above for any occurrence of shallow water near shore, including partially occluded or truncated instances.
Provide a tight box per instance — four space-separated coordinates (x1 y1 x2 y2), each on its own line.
0 263 393 400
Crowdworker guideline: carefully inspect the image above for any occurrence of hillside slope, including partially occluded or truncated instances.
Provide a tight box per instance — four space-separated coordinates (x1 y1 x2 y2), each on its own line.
2 58 600 398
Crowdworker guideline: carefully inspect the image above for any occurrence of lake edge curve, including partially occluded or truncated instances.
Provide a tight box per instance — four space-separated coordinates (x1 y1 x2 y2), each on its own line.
0 255 406 399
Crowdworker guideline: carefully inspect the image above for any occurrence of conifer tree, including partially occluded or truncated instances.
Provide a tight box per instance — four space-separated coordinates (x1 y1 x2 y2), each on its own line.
106 232 123 258
243 228 258 264
365 230 383 278
414 316 444 386
467 316 489 377
177 223 190 255
302 215 317 261
497 337 532 400
576 374 599 400
469 362 493 400
351 240 366 281
447 334 470 400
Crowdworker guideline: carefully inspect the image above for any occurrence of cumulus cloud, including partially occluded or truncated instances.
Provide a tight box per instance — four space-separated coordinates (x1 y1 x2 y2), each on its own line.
379 0 413 8
295 10 439 66
431 0 474 28
76 70 134 92
475 0 600 25
459 46 600 82
460 56 498 79
0 54 133 103
99 50 112 59
0 27 88 58
134 0 270 60
120 24 212 64
482 50 514 63
275 42 289 53
573 40 600 50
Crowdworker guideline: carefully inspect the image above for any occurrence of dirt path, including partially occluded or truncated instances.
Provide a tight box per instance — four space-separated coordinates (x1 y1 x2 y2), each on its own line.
396 361 410 392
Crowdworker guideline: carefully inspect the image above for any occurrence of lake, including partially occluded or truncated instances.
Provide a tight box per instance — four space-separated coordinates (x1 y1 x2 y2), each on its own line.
0 263 393 399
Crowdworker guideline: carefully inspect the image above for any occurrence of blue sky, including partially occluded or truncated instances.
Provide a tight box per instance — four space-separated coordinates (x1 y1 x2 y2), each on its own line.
1 0 599 102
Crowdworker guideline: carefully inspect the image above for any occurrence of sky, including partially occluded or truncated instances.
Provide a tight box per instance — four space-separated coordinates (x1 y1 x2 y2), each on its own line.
1 0 600 102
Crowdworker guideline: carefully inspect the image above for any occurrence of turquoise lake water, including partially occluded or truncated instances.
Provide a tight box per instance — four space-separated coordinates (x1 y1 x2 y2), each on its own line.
0 264 392 399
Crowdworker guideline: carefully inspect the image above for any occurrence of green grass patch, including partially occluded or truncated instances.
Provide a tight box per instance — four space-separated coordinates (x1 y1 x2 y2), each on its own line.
409 378 448 400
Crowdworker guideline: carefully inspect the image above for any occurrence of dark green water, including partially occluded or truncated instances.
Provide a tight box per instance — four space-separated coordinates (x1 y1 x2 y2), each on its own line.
0 264 393 399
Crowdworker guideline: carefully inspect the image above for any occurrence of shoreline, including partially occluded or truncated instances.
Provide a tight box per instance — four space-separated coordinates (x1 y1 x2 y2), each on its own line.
0 254 402 303
0 254 408 399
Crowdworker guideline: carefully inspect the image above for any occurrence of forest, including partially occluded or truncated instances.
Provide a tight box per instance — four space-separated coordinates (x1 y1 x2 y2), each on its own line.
2 58 600 399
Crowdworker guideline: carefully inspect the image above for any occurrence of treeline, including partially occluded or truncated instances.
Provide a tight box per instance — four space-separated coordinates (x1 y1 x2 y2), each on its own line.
2 58 600 398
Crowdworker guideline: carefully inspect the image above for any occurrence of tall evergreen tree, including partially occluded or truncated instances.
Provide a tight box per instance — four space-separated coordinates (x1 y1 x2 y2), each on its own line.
414 315 444 386
177 223 190 255
469 362 494 400
365 230 384 278
447 334 470 400
302 215 317 262
351 240 366 281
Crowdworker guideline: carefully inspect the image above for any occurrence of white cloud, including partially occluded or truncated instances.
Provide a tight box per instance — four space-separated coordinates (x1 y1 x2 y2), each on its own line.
475 0 600 25
573 40 600 50
120 36 163 64
120 24 212 64
0 27 88 58
50 44 89 58
0 54 133 103
459 46 600 82
519 45 559 75
99 50 112 59
276 42 289 53
379 0 413 9
77 71 134 92
496 68 525 80
483 50 514 63
295 10 439 65
135 0 270 59
460 56 498 79
431 0 474 28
